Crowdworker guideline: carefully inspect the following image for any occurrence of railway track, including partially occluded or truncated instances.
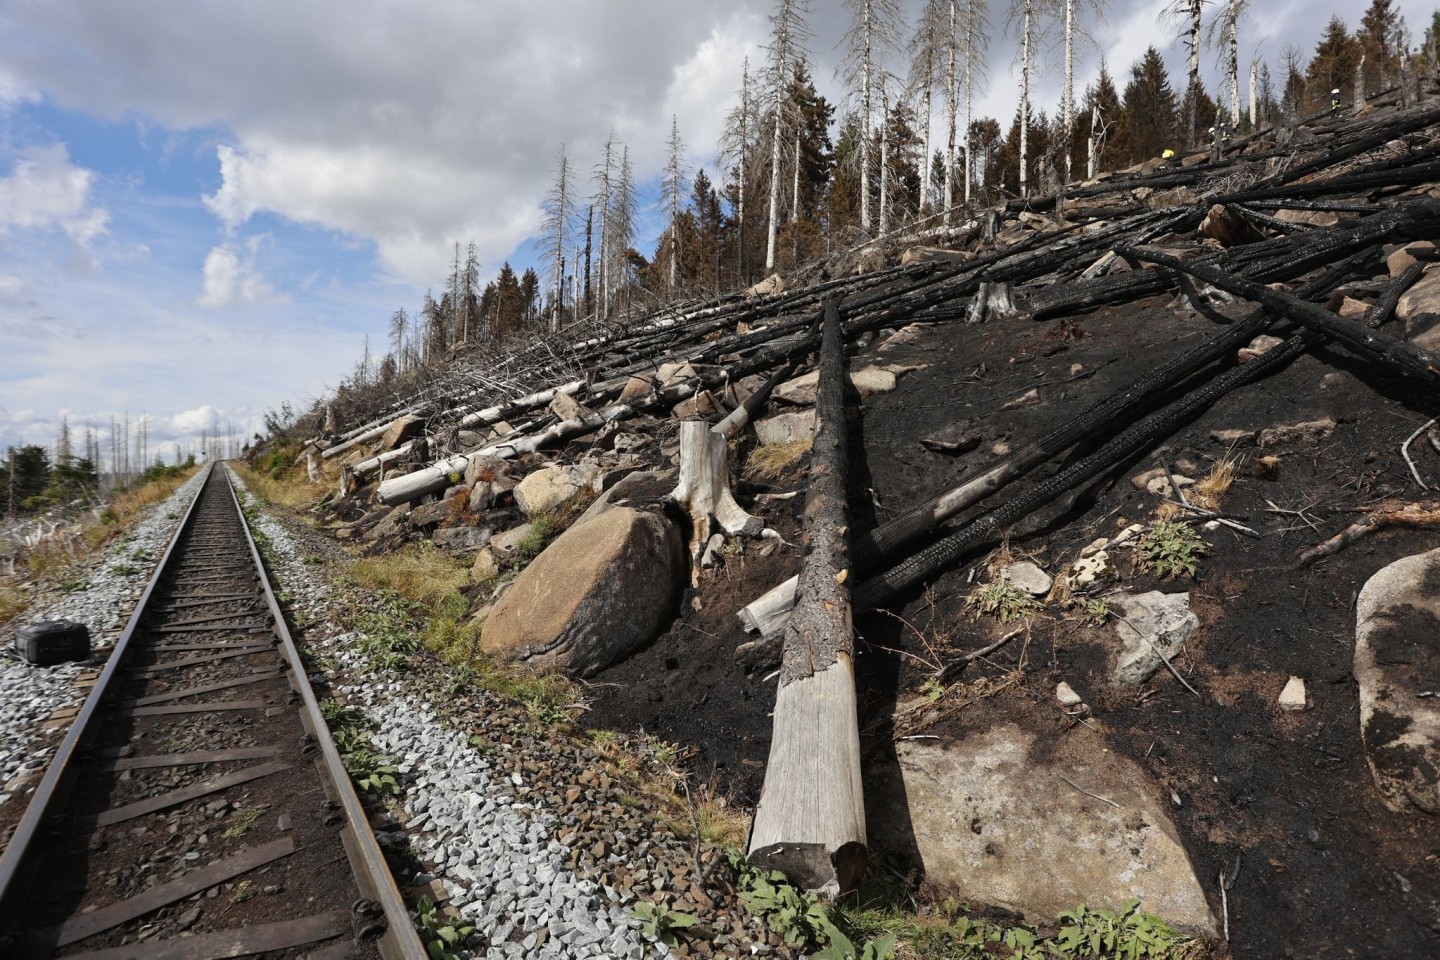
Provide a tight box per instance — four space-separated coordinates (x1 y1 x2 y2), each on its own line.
0 465 425 960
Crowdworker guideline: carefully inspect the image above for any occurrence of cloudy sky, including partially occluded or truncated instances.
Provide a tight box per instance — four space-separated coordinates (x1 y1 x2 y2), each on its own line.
0 0 1423 464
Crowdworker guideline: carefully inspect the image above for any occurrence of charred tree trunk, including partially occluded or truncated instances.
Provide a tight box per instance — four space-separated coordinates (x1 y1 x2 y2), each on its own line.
748 297 866 896
1122 245 1440 386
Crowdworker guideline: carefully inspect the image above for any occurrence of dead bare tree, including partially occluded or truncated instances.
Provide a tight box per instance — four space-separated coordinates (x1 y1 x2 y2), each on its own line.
541 146 575 333
841 0 904 233
764 0 813 271
1161 0 1212 146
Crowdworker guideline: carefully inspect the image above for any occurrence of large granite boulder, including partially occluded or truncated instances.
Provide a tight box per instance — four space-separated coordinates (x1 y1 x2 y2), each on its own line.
480 507 685 676
1355 547 1440 814
867 722 1218 937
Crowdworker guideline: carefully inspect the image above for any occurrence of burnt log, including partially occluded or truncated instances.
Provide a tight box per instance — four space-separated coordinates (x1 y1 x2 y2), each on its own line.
739 246 1381 637
1121 244 1440 386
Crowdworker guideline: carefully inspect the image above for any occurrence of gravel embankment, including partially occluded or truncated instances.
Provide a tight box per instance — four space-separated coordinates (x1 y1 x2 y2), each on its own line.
0 468 209 805
230 469 788 960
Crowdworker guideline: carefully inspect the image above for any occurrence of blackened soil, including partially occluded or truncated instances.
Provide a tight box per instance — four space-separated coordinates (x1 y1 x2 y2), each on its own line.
585 284 1440 958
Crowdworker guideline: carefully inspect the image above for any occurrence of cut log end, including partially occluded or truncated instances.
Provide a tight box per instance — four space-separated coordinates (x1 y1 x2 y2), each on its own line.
745 840 867 900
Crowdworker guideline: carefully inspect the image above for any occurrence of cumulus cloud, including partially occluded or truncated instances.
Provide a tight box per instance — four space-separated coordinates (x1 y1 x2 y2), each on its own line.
0 143 110 249
0 1 753 284
198 236 283 307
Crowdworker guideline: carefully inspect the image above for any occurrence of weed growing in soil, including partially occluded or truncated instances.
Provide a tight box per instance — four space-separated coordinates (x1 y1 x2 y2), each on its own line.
413 896 474 960
515 512 565 562
1188 456 1238 511
1053 900 1192 959
0 586 26 624
1135 521 1207 580
322 699 402 797
634 901 700 947
966 582 1040 622
729 851 898 960
221 804 267 840
820 864 1200 960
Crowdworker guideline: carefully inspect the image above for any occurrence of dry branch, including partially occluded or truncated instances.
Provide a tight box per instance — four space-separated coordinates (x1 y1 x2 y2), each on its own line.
1298 500 1440 566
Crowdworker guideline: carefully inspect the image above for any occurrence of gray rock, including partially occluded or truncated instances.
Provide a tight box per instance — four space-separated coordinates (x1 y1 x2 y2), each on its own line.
1257 418 1337 448
432 525 491 557
1355 547 1440 814
754 411 816 445
1000 561 1052 597
1109 591 1198 687
867 723 1218 936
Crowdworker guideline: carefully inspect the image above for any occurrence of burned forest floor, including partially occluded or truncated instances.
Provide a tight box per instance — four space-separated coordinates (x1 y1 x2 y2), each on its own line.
586 290 1440 959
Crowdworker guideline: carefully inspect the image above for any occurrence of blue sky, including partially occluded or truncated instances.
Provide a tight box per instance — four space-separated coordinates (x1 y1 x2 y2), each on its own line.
0 0 1421 465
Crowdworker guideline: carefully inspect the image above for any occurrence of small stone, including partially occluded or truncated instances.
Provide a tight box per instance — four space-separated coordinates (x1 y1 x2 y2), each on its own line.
1001 388 1042 410
1056 682 1084 707
1000 561 1052 596
1278 676 1307 712
1258 418 1336 448
1237 334 1284 363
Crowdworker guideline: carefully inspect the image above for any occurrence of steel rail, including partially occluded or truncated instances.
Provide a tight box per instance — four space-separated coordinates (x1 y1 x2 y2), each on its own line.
0 462 215 915
222 464 427 960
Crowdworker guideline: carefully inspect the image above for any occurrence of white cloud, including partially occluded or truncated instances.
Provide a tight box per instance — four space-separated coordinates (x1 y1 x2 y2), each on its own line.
198 236 283 307
0 143 109 249
167 405 220 436
662 14 768 174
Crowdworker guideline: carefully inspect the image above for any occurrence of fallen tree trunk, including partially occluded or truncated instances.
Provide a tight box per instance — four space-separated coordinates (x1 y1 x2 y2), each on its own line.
1121 242 1440 386
748 297 866 896
1264 102 1440 188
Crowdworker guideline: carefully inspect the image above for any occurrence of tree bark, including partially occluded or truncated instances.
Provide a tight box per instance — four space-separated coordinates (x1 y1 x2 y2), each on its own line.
748 297 865 896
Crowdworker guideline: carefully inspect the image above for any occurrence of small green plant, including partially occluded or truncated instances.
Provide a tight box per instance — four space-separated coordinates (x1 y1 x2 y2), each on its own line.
1135 520 1207 580
965 582 1040 622
322 699 402 797
920 678 947 702
1079 598 1111 625
355 611 423 673
109 562 137 576
515 513 566 562
231 880 256 904
221 804 266 840
413 896 474 960
729 853 896 959
1053 900 1191 959
633 901 699 946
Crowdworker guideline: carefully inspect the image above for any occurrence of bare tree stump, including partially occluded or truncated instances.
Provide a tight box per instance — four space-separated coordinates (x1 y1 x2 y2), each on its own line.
670 422 762 584
747 297 865 896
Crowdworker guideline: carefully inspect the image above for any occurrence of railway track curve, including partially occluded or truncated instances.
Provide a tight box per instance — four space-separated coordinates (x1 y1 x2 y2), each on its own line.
0 465 425 960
